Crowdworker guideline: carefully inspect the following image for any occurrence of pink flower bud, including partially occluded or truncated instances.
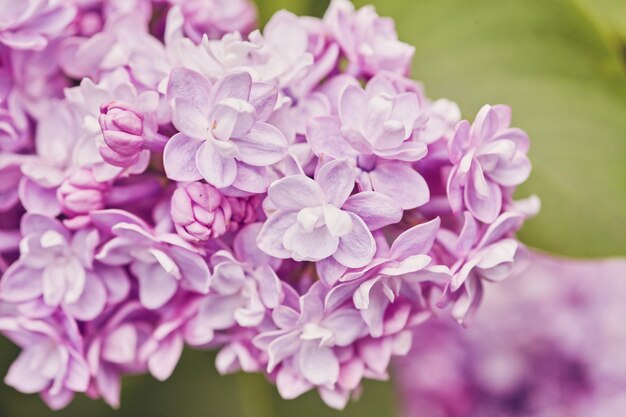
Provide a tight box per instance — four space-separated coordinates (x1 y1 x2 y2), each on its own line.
57 168 108 216
171 182 233 241
98 101 146 167
227 195 261 232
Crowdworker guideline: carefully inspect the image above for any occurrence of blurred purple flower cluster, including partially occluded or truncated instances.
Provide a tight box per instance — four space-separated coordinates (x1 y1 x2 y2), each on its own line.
396 253 626 417
0 0 536 409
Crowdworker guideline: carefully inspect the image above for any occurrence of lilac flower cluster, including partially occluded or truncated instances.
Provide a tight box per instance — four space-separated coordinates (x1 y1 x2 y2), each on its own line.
395 253 626 417
0 0 536 409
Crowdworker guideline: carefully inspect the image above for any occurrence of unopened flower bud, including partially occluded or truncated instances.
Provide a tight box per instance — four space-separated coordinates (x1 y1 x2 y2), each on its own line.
98 101 146 167
171 182 233 241
227 195 261 232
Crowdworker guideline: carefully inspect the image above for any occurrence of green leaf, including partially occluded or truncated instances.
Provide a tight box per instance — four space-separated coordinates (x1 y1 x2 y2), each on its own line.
354 0 626 257
586 0 626 40
255 0 329 24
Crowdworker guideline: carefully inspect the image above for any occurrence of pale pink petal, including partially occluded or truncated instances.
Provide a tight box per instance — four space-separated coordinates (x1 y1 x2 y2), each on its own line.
369 163 429 210
167 246 211 294
132 262 178 309
0 263 42 303
322 309 367 346
339 85 367 128
316 257 348 287
359 284 389 337
257 212 298 258
18 179 61 216
232 122 287 166
267 332 301 372
163 133 203 182
95 365 122 408
167 67 212 113
465 175 502 224
148 334 184 381
65 274 106 321
306 116 356 159
172 98 210 139
316 159 356 207
276 365 313 399
284 225 338 262
5 349 51 394
268 176 324 211
298 340 340 386
102 324 138 364
195 141 237 188
232 162 270 193
334 213 375 268
342 191 402 231
208 72 252 105
249 82 278 122
390 218 440 260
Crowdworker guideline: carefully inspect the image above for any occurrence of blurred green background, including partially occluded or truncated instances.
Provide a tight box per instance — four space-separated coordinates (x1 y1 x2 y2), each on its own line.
2 0 626 415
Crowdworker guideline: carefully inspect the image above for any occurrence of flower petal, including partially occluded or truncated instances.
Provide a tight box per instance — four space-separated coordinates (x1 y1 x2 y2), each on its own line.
208 71 252 105
298 340 340 386
283 225 338 262
132 262 178 309
306 116 356 159
195 141 237 188
390 218 440 260
316 159 356 207
232 122 287 166
334 213 375 268
267 175 324 211
168 246 211 294
257 212 298 258
163 133 203 182
465 174 502 224
342 191 402 231
167 67 212 114
231 163 269 193
339 85 367 128
65 273 106 321
172 98 210 139
148 333 184 381
0 263 42 303
369 163 429 210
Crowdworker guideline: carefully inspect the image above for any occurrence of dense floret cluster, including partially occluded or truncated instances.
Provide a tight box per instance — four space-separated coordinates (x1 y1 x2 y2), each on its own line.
0 0 536 409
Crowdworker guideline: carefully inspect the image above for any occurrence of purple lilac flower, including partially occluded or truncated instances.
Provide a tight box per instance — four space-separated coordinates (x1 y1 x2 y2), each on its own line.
64 69 157 181
257 159 402 269
92 209 210 309
59 9 170 85
254 282 368 399
326 218 450 335
0 311 89 409
447 104 531 223
436 211 529 323
0 0 76 51
0 214 129 321
164 68 287 191
324 0 414 77
0 59 31 152
307 73 429 209
396 253 626 417
170 0 257 42
84 301 159 407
